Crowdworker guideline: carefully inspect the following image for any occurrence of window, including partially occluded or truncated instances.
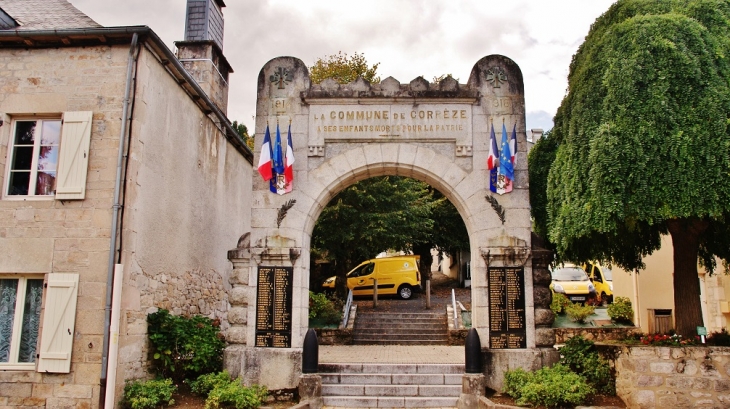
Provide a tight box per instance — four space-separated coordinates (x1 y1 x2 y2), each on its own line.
4 111 92 200
6 119 61 196
0 275 44 370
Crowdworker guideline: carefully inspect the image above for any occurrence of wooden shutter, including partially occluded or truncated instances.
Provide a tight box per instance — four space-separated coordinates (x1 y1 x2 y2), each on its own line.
37 273 79 373
56 111 92 200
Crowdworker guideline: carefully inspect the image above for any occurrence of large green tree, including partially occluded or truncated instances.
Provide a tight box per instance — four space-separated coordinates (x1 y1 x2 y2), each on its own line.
547 0 730 336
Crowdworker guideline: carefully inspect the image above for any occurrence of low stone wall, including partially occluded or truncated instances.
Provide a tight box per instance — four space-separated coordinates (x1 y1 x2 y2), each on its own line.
314 328 353 345
612 346 730 408
554 326 640 344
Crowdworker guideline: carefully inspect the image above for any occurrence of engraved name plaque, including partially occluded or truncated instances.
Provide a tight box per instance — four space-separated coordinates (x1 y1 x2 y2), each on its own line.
255 266 293 348
488 266 526 349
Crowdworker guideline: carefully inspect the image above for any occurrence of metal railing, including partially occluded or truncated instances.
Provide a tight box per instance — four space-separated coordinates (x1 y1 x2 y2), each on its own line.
452 289 459 329
341 289 353 328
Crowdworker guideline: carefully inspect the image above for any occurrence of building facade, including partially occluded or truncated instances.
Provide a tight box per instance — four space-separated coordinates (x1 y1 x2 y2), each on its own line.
0 0 252 407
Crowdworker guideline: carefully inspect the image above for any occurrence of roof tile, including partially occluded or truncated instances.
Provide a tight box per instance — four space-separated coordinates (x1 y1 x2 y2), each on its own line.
0 0 100 30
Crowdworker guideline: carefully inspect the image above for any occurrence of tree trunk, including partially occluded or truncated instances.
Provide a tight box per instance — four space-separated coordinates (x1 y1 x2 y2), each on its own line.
666 218 708 337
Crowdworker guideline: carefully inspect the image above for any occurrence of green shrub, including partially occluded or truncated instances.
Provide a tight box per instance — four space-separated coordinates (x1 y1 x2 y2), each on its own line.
559 336 615 394
122 378 176 409
190 371 268 409
565 303 595 323
607 296 634 323
190 371 234 396
309 291 343 326
503 364 594 408
503 368 531 398
147 309 225 382
550 293 571 315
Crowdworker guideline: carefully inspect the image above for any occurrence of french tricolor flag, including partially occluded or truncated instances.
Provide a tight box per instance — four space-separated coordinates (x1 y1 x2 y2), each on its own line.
284 124 295 190
487 123 498 170
257 125 273 181
509 123 516 164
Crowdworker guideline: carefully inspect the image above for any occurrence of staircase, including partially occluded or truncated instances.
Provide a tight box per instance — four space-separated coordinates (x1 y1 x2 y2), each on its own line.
353 312 449 345
320 362 463 408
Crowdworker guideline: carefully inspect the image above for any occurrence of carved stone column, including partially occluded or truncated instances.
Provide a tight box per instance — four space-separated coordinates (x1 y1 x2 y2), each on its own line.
223 233 252 378
532 247 555 348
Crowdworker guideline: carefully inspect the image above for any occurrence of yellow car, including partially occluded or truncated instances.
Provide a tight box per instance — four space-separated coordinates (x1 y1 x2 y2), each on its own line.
550 264 596 304
321 256 421 299
583 262 613 305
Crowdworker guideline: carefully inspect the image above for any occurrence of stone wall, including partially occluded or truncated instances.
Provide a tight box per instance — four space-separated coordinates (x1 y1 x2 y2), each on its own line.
117 44 251 388
555 327 639 344
612 346 730 408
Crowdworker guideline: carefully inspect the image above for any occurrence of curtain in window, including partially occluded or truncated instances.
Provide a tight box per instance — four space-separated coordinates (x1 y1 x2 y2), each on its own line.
19 279 43 362
0 279 18 363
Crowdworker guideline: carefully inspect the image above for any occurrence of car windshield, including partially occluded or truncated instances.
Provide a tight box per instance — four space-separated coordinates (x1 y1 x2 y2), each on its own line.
601 267 613 281
552 267 589 281
347 262 374 278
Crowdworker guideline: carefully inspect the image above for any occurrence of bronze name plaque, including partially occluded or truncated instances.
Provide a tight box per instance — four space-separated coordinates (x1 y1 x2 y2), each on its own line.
255 266 293 348
488 266 526 349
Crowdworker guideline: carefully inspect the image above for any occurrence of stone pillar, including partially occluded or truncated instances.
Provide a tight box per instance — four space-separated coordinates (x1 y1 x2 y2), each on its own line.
298 374 322 409
457 373 486 409
223 233 252 379
532 247 555 348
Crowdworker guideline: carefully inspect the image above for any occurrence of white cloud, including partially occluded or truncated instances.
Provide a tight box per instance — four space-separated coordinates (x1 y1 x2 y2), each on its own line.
70 0 616 131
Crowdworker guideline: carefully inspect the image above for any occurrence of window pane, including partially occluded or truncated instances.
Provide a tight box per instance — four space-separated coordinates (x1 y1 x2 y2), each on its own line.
11 146 34 171
35 171 56 196
40 120 61 145
0 279 19 363
7 172 29 196
13 122 35 145
38 146 58 172
18 279 43 363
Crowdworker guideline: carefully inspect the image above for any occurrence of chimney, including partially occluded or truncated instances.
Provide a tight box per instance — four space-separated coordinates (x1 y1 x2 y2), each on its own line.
176 0 233 114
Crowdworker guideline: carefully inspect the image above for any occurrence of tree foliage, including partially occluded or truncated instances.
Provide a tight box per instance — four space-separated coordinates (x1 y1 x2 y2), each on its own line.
309 51 380 84
527 129 557 246
546 0 730 336
231 120 254 150
311 176 468 294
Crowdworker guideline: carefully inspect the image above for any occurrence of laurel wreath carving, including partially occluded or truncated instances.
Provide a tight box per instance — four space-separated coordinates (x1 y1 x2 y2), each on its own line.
277 199 296 228
485 195 506 225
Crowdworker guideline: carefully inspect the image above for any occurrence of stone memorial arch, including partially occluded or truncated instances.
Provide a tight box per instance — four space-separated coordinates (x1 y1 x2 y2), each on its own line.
224 55 555 389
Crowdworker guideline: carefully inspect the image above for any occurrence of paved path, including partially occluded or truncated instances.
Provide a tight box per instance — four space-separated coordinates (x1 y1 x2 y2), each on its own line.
320 345 464 364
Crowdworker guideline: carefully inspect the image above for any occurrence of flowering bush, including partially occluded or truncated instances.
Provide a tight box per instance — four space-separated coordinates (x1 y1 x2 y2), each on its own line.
639 333 697 346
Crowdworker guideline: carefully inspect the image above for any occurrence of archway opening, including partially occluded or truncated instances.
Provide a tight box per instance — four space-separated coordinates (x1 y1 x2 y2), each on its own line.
307 174 472 340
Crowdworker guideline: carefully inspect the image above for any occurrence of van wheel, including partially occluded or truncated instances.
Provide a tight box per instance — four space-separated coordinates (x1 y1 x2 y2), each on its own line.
398 284 413 300
600 293 609 307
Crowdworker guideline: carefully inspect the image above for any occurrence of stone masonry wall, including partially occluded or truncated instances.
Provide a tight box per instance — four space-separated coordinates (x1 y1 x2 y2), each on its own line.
614 346 730 408
0 44 128 408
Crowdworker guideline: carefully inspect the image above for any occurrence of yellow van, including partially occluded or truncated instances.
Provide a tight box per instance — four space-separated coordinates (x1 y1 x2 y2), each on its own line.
583 262 613 305
321 256 421 299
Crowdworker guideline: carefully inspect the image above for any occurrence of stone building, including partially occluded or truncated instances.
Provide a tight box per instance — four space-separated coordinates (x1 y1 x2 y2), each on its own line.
0 0 252 407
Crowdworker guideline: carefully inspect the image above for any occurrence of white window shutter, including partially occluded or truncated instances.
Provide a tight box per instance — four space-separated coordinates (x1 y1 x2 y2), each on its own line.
56 111 92 200
37 273 79 373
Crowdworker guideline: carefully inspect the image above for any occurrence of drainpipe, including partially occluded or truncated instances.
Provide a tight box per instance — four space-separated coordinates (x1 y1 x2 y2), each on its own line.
100 32 139 409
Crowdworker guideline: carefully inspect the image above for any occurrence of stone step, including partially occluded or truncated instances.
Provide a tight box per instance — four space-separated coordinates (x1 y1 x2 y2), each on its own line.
319 363 464 374
321 373 462 387
355 321 447 328
322 395 459 408
353 330 447 338
354 327 447 334
321 383 461 397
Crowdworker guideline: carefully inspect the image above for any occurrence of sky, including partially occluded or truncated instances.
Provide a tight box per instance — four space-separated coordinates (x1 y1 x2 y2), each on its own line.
69 0 616 134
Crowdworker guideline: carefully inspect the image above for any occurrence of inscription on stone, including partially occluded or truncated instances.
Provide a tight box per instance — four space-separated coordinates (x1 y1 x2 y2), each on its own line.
255 266 293 348
488 267 526 349
309 104 472 140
